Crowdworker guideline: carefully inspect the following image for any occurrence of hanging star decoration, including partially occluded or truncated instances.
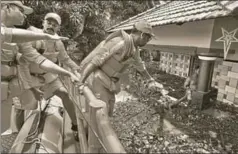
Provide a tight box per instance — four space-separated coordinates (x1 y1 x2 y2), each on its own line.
215 28 238 60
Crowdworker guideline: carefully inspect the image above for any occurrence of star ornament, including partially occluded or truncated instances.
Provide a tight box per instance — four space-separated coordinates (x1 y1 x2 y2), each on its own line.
215 28 238 60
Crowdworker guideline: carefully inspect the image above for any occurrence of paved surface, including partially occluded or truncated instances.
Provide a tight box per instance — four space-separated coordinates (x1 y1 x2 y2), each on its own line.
1 133 18 153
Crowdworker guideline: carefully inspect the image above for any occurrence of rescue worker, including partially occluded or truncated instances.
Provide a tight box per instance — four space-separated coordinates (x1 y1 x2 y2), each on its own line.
1 1 79 134
170 65 200 109
17 13 81 140
78 20 164 117
1 26 69 44
1 1 69 44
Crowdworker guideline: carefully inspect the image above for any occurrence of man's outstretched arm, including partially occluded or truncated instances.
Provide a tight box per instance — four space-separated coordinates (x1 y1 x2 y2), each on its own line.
4 27 68 43
18 42 79 81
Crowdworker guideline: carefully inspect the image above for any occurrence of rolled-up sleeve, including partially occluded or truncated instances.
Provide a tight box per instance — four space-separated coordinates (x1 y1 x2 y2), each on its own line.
18 42 46 64
91 40 125 67
56 40 79 70
1 26 12 43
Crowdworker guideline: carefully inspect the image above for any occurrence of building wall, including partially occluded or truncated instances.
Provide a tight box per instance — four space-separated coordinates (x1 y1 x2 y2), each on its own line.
150 19 214 48
210 16 238 61
212 58 238 105
145 16 238 105
159 51 191 78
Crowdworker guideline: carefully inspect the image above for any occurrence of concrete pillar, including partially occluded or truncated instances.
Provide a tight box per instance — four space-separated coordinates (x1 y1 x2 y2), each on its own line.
197 56 216 92
192 56 217 110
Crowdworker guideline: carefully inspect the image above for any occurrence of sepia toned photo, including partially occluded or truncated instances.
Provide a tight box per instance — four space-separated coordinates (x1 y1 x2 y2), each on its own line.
1 0 238 153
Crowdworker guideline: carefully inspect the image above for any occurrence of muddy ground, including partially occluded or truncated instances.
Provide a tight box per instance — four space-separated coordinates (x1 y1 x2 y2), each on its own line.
112 62 238 153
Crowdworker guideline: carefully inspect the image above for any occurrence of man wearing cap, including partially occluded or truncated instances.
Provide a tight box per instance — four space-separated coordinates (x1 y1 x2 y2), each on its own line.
1 1 69 44
1 1 80 134
17 12 81 139
78 20 163 116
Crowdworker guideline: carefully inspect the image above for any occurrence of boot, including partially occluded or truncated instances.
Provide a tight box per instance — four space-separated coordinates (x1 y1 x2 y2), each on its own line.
10 106 24 133
71 124 79 142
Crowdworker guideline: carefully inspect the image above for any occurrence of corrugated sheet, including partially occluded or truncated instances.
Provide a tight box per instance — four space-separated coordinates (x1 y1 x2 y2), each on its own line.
107 0 238 32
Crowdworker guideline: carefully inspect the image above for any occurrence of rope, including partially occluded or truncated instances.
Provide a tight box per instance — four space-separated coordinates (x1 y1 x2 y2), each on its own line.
34 140 50 154
59 77 108 153
26 98 51 138
10 99 51 151
26 100 42 138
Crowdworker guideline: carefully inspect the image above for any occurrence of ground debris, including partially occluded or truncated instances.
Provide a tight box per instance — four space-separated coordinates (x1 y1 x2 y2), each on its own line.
111 62 238 153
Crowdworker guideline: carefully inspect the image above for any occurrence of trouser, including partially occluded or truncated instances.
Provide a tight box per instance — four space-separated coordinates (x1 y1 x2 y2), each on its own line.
41 77 78 125
1 103 24 134
89 72 117 117
9 106 25 133
1 104 24 134
1 76 42 134
1 99 13 134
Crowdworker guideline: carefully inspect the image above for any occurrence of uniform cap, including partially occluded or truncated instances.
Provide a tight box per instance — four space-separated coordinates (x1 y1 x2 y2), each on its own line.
1 0 33 15
44 13 61 25
134 20 155 36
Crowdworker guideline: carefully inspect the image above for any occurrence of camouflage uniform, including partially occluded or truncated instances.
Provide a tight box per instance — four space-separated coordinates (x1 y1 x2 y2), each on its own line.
79 30 150 116
17 25 79 126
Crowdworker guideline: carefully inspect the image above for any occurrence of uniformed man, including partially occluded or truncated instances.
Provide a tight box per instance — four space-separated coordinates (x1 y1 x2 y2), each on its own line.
1 1 79 134
78 20 163 116
17 13 81 140
1 1 69 44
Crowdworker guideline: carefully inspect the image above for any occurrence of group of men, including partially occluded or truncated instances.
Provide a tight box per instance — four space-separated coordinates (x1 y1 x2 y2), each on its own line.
1 0 163 142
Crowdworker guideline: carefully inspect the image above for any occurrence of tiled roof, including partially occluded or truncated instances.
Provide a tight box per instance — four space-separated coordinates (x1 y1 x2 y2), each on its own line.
107 1 238 32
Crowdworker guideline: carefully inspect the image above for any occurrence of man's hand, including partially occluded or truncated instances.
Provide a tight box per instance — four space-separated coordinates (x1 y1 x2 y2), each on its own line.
73 70 81 79
69 72 80 83
46 34 69 40
30 87 44 101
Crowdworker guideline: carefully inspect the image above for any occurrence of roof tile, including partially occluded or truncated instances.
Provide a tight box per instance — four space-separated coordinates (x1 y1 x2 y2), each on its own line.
107 0 238 32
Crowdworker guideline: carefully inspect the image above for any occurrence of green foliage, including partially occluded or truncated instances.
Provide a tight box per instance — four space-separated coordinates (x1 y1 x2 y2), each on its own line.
21 0 152 61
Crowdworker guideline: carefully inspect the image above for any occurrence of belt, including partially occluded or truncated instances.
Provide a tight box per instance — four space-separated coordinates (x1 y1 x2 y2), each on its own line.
111 77 119 82
1 60 17 66
1 75 16 82
30 73 46 77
